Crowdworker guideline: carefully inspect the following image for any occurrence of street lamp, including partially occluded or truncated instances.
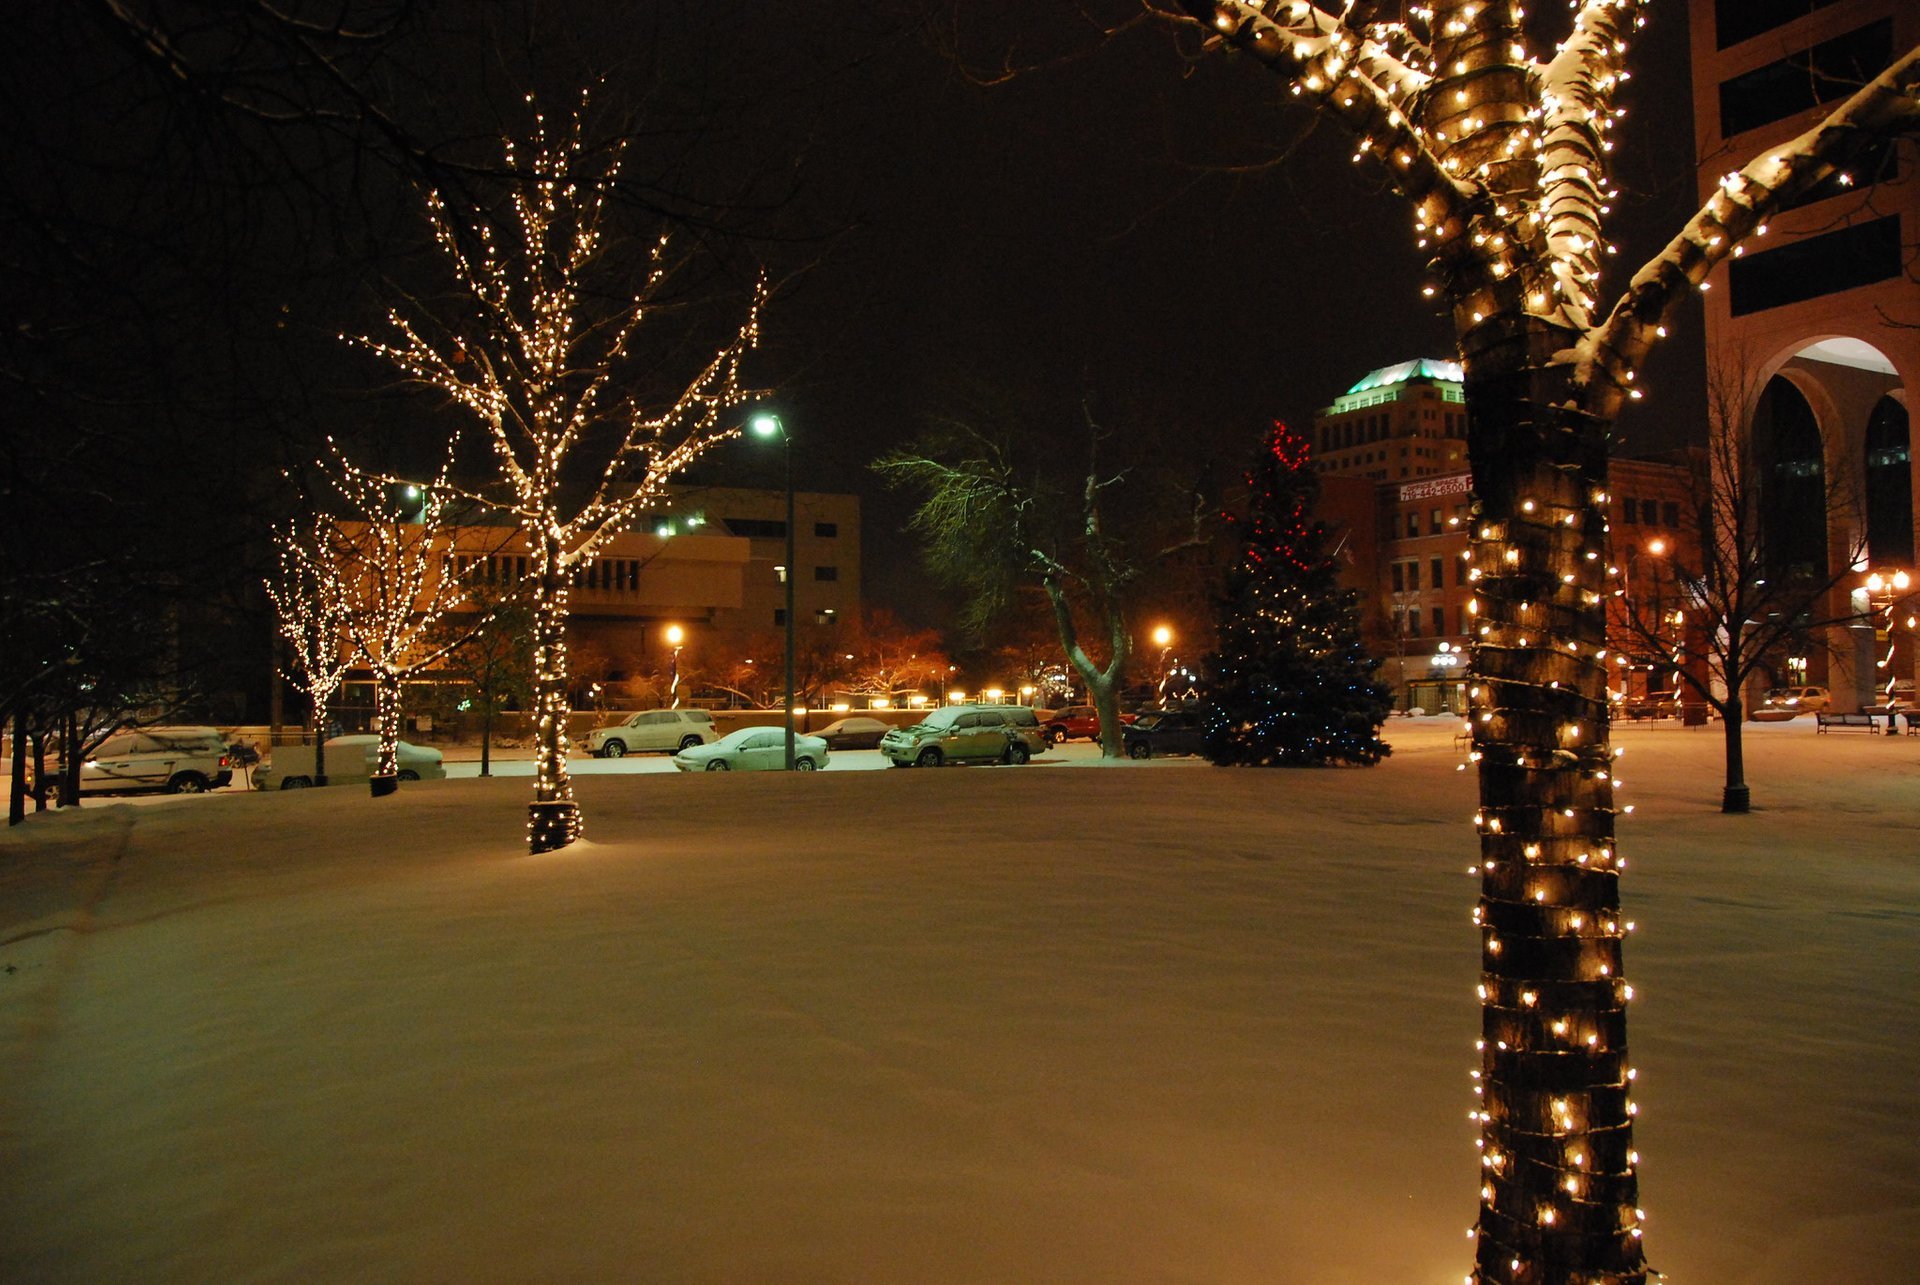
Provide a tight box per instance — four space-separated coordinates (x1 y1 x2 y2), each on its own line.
664 624 685 709
1863 568 1913 728
750 412 797 769
1152 624 1174 705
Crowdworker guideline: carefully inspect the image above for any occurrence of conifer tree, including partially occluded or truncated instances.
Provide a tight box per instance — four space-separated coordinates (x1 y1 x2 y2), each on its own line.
1201 422 1390 766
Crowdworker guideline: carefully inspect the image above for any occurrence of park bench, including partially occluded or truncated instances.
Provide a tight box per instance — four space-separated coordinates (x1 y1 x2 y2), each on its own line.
1815 711 1880 733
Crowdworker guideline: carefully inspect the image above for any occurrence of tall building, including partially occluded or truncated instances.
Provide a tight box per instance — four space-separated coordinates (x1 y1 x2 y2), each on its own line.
1310 358 1470 480
1689 0 1918 708
1309 362 1695 712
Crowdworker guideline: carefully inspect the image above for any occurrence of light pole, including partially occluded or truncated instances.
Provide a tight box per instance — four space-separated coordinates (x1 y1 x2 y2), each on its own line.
751 413 797 769
665 624 685 709
1152 624 1174 706
1864 567 1913 732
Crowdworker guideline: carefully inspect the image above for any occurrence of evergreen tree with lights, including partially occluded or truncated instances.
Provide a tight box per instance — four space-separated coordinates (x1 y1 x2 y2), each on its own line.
1200 422 1389 767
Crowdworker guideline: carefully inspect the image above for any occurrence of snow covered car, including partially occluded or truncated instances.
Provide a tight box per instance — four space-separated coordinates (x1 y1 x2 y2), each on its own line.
879 705 1047 767
672 726 829 772
1752 686 1831 721
585 709 718 757
1122 709 1208 759
257 736 445 789
69 726 234 795
814 716 892 750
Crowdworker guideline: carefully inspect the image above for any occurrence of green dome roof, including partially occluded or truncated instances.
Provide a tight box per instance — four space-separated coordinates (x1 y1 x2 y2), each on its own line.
1344 358 1463 395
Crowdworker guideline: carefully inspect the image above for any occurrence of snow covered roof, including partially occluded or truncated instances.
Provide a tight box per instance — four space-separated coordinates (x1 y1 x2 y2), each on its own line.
1344 358 1463 395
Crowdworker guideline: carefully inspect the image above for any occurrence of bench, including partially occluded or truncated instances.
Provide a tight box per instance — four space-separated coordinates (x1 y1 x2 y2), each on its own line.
1816 711 1882 733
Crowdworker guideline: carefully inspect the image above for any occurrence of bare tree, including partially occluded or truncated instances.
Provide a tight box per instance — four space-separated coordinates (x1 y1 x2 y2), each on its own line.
1162 4 1919 1278
877 400 1208 758
1610 364 1865 813
349 97 765 851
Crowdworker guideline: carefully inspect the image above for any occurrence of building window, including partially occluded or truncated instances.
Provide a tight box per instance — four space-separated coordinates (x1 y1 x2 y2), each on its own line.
1455 555 1468 587
1715 0 1843 50
1717 19 1892 138
1431 605 1445 636
1662 501 1680 529
1392 563 1405 592
1622 498 1638 524
1728 216 1902 315
814 522 838 538
725 518 788 539
813 565 838 582
1407 512 1420 537
1408 608 1422 637
1430 557 1444 589
1430 508 1442 531
1408 561 1421 591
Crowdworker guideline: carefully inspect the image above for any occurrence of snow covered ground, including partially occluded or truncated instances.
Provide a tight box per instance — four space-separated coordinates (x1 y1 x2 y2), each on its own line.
2 719 1914 1283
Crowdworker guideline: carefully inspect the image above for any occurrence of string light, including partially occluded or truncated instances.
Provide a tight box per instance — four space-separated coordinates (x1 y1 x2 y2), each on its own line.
346 93 767 851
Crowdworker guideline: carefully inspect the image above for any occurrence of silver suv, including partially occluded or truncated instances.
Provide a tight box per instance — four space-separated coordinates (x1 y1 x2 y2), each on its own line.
879 705 1047 768
585 709 718 757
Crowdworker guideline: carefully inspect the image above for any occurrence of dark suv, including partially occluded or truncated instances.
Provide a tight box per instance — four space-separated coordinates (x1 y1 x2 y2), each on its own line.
1122 709 1208 759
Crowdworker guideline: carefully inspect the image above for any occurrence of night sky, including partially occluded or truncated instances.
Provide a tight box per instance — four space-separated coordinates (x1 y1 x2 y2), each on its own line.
5 0 1707 629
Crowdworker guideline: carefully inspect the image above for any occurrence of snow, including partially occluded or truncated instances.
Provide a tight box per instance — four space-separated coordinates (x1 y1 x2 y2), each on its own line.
2 720 1915 1283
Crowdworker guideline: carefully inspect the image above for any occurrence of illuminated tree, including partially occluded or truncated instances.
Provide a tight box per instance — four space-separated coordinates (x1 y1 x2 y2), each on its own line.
265 515 354 789
1165 3 1918 1278
326 462 484 795
1201 422 1390 765
351 99 764 850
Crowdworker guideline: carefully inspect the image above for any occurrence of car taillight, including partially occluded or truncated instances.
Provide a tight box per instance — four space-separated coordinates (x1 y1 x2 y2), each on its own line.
220 754 232 767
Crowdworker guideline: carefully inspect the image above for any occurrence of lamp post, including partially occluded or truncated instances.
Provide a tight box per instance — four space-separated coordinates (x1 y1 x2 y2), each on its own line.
1152 624 1174 706
665 624 685 709
751 413 797 769
1864 567 1913 733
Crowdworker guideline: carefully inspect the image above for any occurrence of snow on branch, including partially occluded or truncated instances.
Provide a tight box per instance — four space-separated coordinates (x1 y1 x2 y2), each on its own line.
1577 45 1920 407
1531 0 1644 327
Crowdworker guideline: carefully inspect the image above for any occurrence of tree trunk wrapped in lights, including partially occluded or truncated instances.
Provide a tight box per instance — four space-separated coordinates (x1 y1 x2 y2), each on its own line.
349 98 765 851
1172 2 1920 1278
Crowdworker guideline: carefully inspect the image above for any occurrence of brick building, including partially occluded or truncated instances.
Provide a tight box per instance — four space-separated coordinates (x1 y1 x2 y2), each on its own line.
1690 0 1917 709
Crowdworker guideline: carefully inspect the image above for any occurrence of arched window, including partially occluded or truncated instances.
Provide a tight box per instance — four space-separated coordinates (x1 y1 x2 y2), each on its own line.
1864 394 1913 566
1755 376 1826 579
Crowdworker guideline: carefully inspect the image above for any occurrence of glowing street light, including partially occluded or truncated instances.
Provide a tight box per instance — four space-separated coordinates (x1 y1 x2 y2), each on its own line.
665 624 685 708
1152 624 1175 704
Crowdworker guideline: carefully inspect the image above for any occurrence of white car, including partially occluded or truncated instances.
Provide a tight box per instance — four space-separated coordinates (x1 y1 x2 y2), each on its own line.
672 726 829 772
69 726 235 795
585 709 718 757
257 735 446 789
1753 686 1831 721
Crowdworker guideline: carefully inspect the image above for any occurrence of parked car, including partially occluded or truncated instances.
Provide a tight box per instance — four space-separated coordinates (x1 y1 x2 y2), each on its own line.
257 736 445 789
814 716 892 750
584 709 718 757
673 726 830 772
1753 686 1832 721
1042 704 1135 744
1122 709 1209 759
69 726 235 795
880 705 1047 767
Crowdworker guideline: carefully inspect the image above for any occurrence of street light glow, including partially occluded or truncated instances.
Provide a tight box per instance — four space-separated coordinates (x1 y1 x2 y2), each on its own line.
749 413 784 439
